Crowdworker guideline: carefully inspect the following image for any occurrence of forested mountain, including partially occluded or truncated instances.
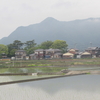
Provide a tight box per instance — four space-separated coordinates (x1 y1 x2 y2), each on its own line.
0 17 100 50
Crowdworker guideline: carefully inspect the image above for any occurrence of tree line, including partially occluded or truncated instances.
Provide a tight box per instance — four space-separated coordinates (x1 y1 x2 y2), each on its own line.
0 40 68 58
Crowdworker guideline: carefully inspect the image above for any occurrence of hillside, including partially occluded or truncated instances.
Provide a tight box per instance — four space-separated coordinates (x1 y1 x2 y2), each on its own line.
0 17 100 50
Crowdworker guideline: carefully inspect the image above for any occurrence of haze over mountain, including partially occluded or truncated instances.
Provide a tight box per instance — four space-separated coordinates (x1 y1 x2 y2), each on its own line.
0 17 100 50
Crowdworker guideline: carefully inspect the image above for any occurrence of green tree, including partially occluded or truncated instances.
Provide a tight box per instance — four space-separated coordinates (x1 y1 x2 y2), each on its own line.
13 40 23 49
24 40 36 50
40 41 53 49
24 40 36 54
7 40 23 57
7 44 17 57
26 47 36 54
0 44 8 58
50 40 68 52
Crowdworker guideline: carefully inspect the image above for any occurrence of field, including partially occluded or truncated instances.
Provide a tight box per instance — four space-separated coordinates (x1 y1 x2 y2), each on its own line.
0 58 100 74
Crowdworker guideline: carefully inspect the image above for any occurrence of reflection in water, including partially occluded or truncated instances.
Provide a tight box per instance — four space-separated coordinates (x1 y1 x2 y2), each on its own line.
0 75 100 100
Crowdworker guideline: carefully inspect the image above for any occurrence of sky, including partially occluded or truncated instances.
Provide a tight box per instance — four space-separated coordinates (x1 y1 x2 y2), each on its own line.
0 0 100 39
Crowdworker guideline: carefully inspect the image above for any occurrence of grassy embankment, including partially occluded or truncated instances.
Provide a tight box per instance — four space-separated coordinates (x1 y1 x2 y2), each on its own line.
0 58 100 74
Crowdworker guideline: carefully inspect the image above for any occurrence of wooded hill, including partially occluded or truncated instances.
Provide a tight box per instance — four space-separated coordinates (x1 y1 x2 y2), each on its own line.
0 17 100 50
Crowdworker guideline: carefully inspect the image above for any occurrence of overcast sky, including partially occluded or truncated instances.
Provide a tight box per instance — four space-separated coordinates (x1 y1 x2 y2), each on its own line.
0 0 100 39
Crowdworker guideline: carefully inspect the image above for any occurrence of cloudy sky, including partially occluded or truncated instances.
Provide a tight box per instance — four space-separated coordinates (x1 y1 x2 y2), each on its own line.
0 0 100 39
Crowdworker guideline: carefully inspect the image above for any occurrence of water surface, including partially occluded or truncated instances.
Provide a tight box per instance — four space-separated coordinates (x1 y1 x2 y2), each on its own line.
0 75 100 100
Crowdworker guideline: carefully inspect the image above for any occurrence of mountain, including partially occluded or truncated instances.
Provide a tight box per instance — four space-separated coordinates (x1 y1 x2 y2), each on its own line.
0 17 100 51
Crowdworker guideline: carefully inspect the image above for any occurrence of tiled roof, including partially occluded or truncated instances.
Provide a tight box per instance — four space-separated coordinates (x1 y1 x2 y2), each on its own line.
34 49 44 52
86 47 98 50
16 50 26 52
63 52 74 56
81 52 91 55
46 49 61 51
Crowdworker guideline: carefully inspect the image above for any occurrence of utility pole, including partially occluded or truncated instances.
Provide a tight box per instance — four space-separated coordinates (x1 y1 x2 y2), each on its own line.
90 42 92 47
75 43 77 49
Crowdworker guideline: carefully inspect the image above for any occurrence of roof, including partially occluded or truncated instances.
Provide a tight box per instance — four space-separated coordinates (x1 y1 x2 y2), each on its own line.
46 49 61 52
16 50 26 52
68 48 79 51
54 53 62 55
34 49 44 52
63 52 74 56
81 52 91 55
69 49 76 52
86 47 99 50
29 53 35 56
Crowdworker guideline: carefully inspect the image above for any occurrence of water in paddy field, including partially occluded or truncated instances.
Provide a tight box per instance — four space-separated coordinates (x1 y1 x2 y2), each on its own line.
68 66 100 71
0 75 100 100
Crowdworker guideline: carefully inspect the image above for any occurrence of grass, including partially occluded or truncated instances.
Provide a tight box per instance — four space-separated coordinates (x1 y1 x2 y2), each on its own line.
0 58 100 74
0 66 68 74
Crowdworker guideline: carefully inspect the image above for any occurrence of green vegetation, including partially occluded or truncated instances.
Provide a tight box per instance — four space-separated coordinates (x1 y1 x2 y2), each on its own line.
0 44 8 58
51 40 68 53
0 39 68 58
28 64 51 67
37 40 53 49
0 58 100 74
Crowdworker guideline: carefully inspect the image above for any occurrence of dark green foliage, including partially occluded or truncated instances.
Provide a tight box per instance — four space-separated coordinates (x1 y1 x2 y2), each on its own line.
51 40 68 53
12 40 23 49
40 41 53 49
24 40 36 55
0 44 8 58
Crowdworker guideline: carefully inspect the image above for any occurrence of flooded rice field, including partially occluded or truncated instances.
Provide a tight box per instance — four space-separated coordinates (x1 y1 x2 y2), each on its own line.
0 74 100 100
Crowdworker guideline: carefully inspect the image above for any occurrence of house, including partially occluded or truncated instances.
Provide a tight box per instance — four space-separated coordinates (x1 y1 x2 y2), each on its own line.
68 48 79 58
29 53 37 60
68 48 79 54
54 53 63 59
85 47 100 57
34 49 45 59
1 53 7 58
63 52 74 59
34 49 62 59
15 50 26 60
45 49 62 58
81 52 92 58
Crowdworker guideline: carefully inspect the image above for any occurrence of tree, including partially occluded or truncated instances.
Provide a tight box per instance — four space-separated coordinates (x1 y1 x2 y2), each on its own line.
39 41 53 49
7 40 23 57
7 44 17 57
0 44 8 58
26 47 36 54
24 40 36 50
50 40 68 52
13 40 23 49
24 40 36 55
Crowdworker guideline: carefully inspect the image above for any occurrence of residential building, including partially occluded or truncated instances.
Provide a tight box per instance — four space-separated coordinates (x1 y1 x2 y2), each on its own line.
63 52 74 59
15 50 26 60
45 49 62 58
33 49 62 59
85 47 100 57
81 52 92 58
68 48 79 54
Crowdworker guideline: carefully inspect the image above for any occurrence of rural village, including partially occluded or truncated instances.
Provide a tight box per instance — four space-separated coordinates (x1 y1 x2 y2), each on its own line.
1 47 100 61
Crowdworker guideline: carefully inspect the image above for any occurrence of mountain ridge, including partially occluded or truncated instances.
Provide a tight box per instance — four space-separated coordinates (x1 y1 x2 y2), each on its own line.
0 17 100 50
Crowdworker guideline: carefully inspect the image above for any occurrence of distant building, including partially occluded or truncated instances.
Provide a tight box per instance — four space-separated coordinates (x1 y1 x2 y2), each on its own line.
81 52 92 58
85 47 100 57
68 48 79 54
54 53 63 59
33 49 62 59
29 53 37 60
34 49 45 59
15 50 26 60
45 49 62 58
1 53 7 58
63 52 74 59
68 48 79 58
